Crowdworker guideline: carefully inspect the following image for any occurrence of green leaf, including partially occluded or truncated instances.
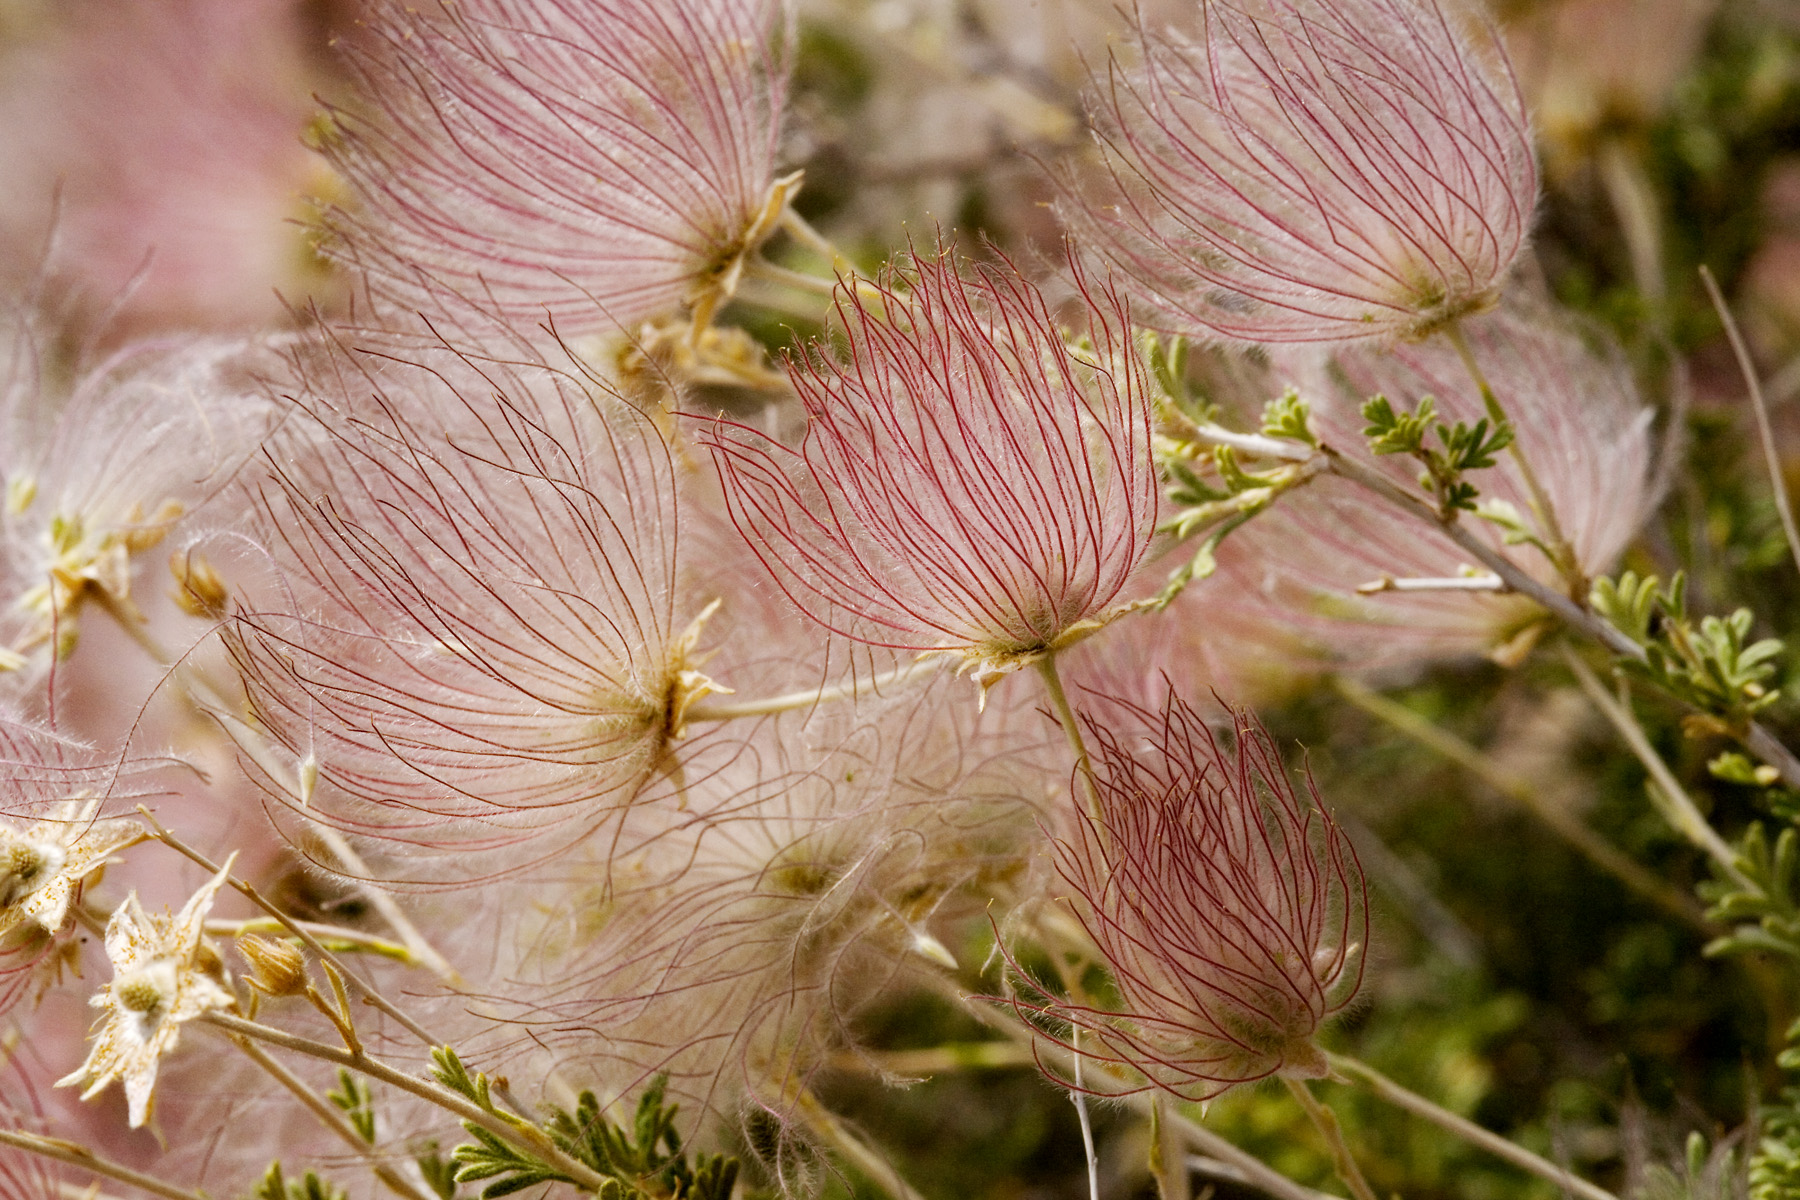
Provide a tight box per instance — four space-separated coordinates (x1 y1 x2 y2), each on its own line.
1360 394 1434 456
1260 389 1317 445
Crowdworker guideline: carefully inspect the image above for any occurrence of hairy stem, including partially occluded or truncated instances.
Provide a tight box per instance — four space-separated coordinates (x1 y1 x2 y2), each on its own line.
1072 1031 1102 1200
1282 1076 1380 1200
1327 1052 1618 1200
0 1128 206 1200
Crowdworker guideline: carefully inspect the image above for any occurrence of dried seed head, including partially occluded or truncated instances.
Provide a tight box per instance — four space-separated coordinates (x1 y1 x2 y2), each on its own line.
1012 694 1366 1100
322 0 791 339
1064 0 1536 346
705 244 1157 696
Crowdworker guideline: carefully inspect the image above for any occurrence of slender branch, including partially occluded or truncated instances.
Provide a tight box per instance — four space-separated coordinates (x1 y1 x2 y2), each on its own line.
1562 651 1748 884
1152 1094 1191 1200
1700 265 1800 580
1327 1053 1618 1200
200 1012 611 1195
227 1033 435 1200
1282 1077 1380 1200
1184 420 1314 462
1332 677 1713 931
137 812 442 1048
1598 139 1668 305
0 1129 206 1200
685 660 933 723
1179 422 1800 790
311 827 459 986
793 1091 929 1200
779 206 854 274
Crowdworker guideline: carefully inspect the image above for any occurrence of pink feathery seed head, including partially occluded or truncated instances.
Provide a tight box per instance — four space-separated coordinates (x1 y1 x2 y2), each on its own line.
1197 308 1655 674
228 329 720 886
1016 693 1366 1101
323 0 792 342
703 244 1158 694
1063 0 1536 347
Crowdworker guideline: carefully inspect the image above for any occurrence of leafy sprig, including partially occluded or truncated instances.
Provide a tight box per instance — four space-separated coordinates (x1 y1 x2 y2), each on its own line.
1360 393 1514 515
1590 571 1785 728
329 1069 376 1144
432 1053 740 1200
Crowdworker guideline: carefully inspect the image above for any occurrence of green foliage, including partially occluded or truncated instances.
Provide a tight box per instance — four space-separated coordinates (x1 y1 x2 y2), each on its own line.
329 1068 376 1144
1752 1090 1800 1200
1591 571 1785 725
1359 393 1514 514
252 1163 348 1200
433 1059 741 1200
1698 823 1800 962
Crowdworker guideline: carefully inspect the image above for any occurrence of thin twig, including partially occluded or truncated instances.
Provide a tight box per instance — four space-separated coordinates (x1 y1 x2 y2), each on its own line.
1333 676 1713 931
204 919 413 962
0 1129 206 1200
228 1033 435 1200
1700 265 1800 580
1355 573 1504 595
1562 651 1748 884
1327 1053 1618 1200
1072 1032 1102 1200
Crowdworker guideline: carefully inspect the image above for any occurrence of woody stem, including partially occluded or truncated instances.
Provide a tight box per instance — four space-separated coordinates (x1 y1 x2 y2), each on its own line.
1282 1076 1381 1200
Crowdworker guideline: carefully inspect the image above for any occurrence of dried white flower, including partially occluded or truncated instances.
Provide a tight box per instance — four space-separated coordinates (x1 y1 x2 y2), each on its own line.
57 859 237 1127
0 797 139 943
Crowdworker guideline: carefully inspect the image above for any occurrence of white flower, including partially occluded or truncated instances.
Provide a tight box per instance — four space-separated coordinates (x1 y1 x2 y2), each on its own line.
57 859 237 1127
